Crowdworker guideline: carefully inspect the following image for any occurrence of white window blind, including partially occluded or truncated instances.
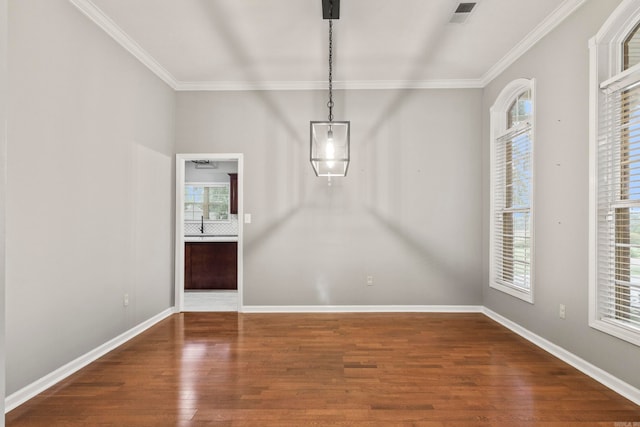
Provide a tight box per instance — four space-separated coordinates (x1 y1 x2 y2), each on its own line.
493 124 533 293
596 72 640 337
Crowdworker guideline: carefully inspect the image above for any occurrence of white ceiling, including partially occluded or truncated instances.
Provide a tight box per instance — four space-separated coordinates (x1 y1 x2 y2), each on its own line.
70 0 584 90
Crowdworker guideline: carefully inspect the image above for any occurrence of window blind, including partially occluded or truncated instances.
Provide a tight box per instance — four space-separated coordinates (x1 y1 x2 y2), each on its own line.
597 71 640 332
493 124 532 291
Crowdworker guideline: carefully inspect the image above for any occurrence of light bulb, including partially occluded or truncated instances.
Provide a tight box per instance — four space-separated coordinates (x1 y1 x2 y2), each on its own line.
326 129 335 168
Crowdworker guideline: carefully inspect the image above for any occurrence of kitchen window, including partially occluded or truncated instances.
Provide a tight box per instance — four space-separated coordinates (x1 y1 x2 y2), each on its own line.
185 183 230 221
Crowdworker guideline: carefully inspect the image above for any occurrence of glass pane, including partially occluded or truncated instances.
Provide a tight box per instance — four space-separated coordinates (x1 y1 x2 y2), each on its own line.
184 183 230 221
622 88 640 201
513 261 530 289
500 211 531 290
627 208 640 284
507 90 532 128
207 186 230 220
513 211 530 238
624 22 640 70
513 236 530 263
614 207 640 320
510 134 532 208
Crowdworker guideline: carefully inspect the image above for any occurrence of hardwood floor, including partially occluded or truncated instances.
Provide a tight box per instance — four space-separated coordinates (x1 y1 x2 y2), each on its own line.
6 313 640 426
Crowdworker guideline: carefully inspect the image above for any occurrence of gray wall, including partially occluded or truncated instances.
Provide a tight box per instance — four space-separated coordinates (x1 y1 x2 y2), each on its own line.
6 0 637 407
6 0 175 394
483 0 640 390
1 0 7 421
177 88 483 306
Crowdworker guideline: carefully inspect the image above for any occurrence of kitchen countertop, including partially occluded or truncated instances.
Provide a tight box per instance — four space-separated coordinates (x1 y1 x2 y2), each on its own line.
184 235 238 243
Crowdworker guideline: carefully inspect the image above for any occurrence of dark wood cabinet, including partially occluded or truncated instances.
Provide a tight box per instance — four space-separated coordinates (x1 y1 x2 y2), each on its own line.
228 173 238 215
184 242 237 290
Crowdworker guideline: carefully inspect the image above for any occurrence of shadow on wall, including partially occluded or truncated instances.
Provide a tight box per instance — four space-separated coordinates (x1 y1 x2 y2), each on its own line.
199 0 453 150
366 207 477 300
199 1 300 142
193 1 474 303
355 5 454 149
197 0 457 232
244 205 302 257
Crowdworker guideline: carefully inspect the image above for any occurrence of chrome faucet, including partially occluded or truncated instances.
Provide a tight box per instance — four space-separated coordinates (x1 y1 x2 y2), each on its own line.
200 215 204 234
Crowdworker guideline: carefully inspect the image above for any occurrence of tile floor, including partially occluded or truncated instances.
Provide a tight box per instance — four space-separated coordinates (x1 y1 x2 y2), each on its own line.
183 290 238 312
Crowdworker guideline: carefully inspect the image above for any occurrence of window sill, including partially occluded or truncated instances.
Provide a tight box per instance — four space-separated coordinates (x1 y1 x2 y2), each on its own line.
590 318 640 347
490 281 534 304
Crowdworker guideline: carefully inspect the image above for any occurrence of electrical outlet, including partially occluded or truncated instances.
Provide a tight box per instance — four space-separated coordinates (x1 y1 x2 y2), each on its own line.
123 293 129 307
559 304 566 319
366 276 374 286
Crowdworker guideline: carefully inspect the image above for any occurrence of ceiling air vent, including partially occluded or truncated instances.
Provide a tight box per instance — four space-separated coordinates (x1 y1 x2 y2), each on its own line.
450 2 477 24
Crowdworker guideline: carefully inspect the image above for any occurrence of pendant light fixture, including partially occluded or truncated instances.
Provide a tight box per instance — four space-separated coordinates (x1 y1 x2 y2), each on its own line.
310 0 350 178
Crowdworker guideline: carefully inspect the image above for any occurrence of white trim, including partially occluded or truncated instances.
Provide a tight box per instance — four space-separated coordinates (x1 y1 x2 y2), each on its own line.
588 36 599 338
175 154 244 313
175 157 186 312
591 318 640 347
481 0 587 87
589 0 640 348
490 78 535 113
600 61 640 92
67 0 584 92
483 308 640 406
66 0 484 92
593 0 640 76
0 0 7 420
5 306 640 412
595 0 640 44
5 308 175 413
242 305 484 313
68 0 178 90
174 79 484 92
489 78 536 304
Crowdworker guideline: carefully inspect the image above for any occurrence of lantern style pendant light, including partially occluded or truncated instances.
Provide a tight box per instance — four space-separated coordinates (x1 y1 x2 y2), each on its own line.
310 0 350 177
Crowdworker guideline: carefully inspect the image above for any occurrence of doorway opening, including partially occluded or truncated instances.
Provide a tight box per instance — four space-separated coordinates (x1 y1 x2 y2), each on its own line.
175 153 244 312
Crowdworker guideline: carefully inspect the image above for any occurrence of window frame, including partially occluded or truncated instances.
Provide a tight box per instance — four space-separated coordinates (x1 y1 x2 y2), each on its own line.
589 0 640 347
489 78 536 304
184 181 231 223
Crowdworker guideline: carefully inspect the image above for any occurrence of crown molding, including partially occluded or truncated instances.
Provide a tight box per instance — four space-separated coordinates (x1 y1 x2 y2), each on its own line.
64 0 483 93
70 0 583 92
68 0 178 90
175 79 484 92
480 0 588 87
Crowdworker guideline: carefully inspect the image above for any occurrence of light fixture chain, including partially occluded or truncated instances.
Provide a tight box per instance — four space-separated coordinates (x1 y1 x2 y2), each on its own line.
327 19 334 123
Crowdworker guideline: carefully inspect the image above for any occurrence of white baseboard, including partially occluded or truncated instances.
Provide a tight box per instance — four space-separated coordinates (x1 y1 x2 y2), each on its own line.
6 305 639 412
482 307 640 406
5 307 174 413
242 305 484 313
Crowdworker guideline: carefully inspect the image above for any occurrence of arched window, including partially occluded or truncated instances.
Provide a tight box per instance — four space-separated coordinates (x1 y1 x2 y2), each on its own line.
590 0 640 347
490 79 535 303
624 22 640 69
507 90 532 128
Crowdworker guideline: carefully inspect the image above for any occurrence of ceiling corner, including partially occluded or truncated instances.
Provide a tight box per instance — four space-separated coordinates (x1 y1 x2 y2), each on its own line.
68 0 179 90
480 0 588 87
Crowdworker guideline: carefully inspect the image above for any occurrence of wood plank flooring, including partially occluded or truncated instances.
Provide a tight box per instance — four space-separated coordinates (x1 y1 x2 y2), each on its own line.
6 313 640 426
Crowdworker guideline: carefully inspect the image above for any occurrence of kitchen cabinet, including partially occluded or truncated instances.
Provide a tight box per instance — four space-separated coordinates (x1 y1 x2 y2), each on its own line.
229 173 238 214
185 242 237 290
